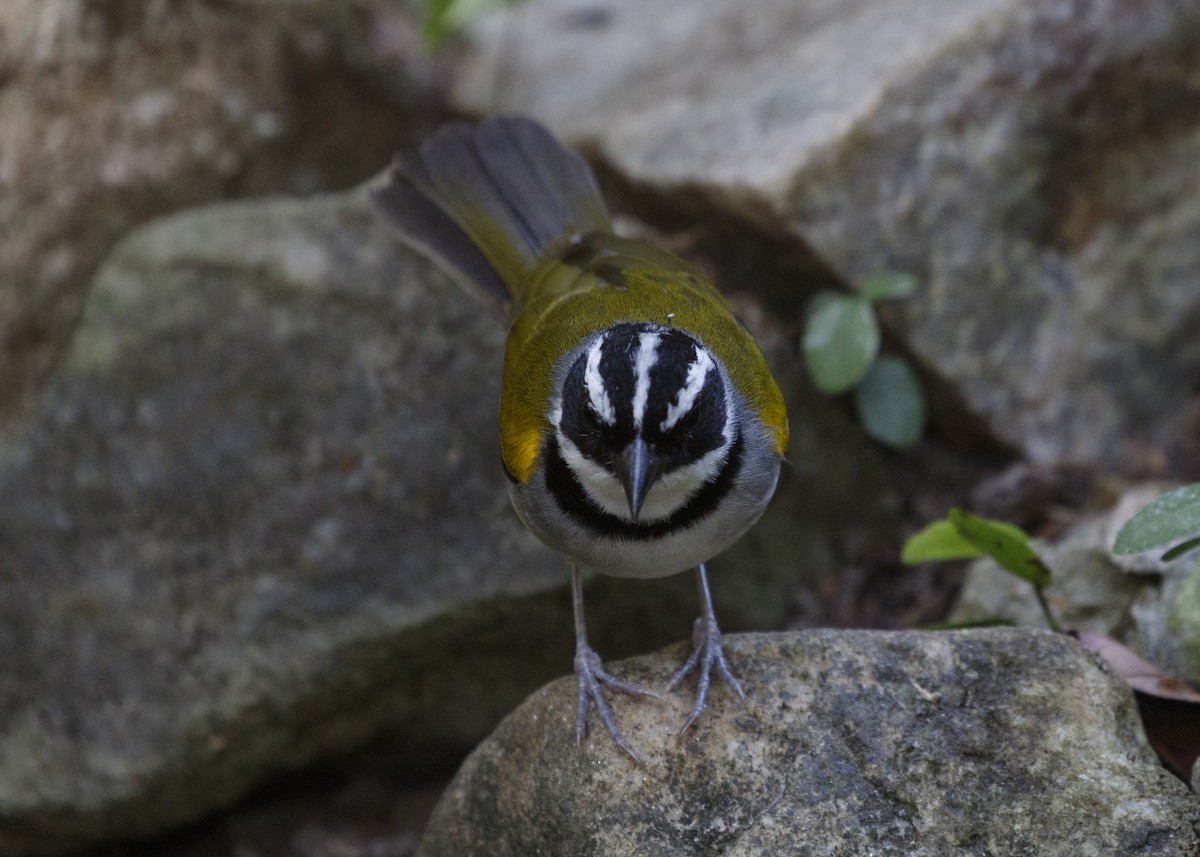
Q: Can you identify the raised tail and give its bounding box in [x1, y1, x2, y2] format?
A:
[370, 116, 612, 305]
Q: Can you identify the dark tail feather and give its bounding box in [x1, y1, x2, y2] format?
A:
[370, 116, 611, 304]
[371, 179, 509, 303]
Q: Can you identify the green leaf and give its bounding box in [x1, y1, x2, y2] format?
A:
[802, 295, 880, 394]
[948, 509, 1053, 589]
[902, 520, 985, 564]
[860, 271, 918, 302]
[1113, 484, 1200, 555]
[423, 0, 510, 45]
[902, 515, 1031, 564]
[855, 356, 927, 449]
[423, 0, 457, 44]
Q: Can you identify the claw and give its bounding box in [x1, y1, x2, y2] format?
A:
[570, 565, 658, 762]
[665, 563, 745, 733]
[574, 641, 659, 763]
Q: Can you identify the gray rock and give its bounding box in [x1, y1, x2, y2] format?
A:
[418, 629, 1198, 856]
[455, 0, 1200, 469]
[0, 187, 564, 854]
[0, 185, 884, 852]
[0, 0, 442, 430]
[950, 487, 1200, 685]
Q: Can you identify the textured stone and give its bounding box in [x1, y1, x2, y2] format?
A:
[418, 629, 1198, 856]
[0, 0, 444, 430]
[455, 0, 1200, 469]
[0, 182, 886, 852]
[0, 187, 559, 854]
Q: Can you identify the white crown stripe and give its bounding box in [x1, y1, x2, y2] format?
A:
[661, 349, 713, 432]
[631, 331, 661, 430]
[583, 335, 616, 425]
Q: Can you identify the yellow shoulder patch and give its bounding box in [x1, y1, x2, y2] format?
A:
[502, 427, 543, 484]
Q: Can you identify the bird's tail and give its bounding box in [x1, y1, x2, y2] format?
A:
[371, 116, 612, 306]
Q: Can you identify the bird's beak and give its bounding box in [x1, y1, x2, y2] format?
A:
[616, 437, 662, 522]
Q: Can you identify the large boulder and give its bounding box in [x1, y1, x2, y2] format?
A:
[0, 187, 554, 853]
[418, 629, 1199, 856]
[455, 0, 1200, 470]
[0, 0, 442, 429]
[0, 183, 882, 853]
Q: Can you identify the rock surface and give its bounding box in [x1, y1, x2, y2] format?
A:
[8, 0, 1197, 849]
[0, 0, 445, 430]
[0, 187, 555, 854]
[418, 629, 1198, 856]
[456, 0, 1200, 470]
[0, 184, 886, 853]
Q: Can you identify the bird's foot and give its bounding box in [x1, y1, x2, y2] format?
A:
[666, 613, 745, 734]
[574, 641, 660, 763]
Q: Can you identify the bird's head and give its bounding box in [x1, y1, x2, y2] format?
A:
[551, 322, 735, 523]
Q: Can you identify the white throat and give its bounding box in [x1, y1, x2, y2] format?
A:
[551, 395, 737, 524]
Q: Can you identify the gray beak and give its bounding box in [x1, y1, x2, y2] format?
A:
[616, 437, 662, 522]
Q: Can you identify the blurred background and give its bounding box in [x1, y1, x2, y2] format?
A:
[1, 0, 1198, 853]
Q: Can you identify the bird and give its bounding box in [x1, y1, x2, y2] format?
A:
[371, 116, 788, 760]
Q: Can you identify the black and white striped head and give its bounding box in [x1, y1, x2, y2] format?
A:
[551, 322, 736, 524]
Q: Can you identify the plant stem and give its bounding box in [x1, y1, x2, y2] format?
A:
[1034, 586, 1063, 633]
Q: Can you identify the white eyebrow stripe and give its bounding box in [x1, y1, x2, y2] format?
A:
[661, 348, 714, 432]
[631, 331, 661, 430]
[584, 335, 616, 425]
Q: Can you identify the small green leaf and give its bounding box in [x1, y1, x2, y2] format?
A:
[860, 271, 918, 302]
[902, 520, 985, 564]
[802, 295, 880, 394]
[903, 515, 1031, 564]
[423, 0, 457, 44]
[949, 509, 1053, 589]
[423, 0, 510, 45]
[1113, 484, 1200, 555]
[855, 356, 927, 449]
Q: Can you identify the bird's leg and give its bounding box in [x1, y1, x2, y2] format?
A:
[666, 562, 745, 733]
[571, 564, 658, 762]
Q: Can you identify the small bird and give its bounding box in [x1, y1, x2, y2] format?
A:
[372, 116, 787, 759]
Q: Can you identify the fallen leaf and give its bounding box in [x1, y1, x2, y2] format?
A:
[1077, 631, 1200, 782]
[1077, 632, 1200, 702]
